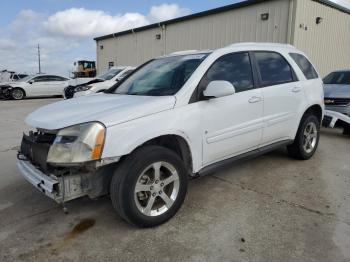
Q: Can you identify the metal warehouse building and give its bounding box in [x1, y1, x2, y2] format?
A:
[94, 0, 350, 76]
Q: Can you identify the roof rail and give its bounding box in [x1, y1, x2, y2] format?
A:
[226, 42, 296, 49]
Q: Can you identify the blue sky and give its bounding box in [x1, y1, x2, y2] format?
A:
[0, 0, 240, 25]
[0, 0, 349, 76]
[0, 0, 243, 76]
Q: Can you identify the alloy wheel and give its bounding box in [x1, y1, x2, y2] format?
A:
[12, 89, 24, 100]
[302, 122, 317, 154]
[134, 161, 180, 217]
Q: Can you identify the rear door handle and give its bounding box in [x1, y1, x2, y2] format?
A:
[248, 96, 262, 103]
[292, 86, 302, 93]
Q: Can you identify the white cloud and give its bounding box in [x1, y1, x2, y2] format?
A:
[149, 4, 190, 22]
[45, 8, 149, 37]
[0, 4, 191, 75]
[44, 4, 190, 38]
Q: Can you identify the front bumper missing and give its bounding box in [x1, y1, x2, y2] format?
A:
[17, 158, 88, 203]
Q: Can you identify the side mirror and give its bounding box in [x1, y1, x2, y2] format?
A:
[203, 80, 235, 99]
[28, 80, 34, 84]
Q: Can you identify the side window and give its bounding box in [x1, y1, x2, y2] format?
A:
[44, 76, 58, 82]
[50, 76, 67, 81]
[255, 52, 295, 86]
[200, 52, 254, 93]
[32, 76, 48, 82]
[289, 53, 318, 80]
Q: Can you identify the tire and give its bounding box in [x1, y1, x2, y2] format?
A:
[343, 124, 350, 135]
[11, 88, 25, 100]
[287, 114, 320, 160]
[110, 145, 188, 227]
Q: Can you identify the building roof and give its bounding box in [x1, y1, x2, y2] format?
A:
[94, 0, 350, 41]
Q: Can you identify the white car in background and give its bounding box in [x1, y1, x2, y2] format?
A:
[73, 66, 135, 98]
[4, 74, 69, 100]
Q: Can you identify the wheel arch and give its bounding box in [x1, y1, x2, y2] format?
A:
[121, 133, 194, 176]
[12, 87, 26, 97]
[303, 104, 323, 123]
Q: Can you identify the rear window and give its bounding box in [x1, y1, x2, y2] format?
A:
[290, 53, 318, 80]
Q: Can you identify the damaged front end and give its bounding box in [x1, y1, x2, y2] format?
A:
[17, 127, 117, 204]
[0, 85, 12, 99]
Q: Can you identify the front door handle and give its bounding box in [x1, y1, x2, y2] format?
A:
[248, 96, 262, 103]
[292, 86, 302, 93]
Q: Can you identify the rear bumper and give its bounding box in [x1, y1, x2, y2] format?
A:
[323, 109, 350, 128]
[325, 105, 350, 116]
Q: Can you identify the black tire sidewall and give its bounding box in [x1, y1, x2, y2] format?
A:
[295, 114, 320, 159]
[112, 146, 188, 227]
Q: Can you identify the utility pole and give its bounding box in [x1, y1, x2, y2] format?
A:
[37, 44, 41, 74]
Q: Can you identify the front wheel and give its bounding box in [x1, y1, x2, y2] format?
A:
[287, 114, 320, 160]
[110, 145, 188, 227]
[11, 88, 25, 100]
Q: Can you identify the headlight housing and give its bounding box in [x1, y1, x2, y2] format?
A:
[47, 122, 105, 165]
[75, 85, 92, 92]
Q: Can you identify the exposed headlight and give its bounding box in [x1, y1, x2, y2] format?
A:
[47, 122, 105, 165]
[75, 85, 92, 92]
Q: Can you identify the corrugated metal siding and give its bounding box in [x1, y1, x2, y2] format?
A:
[165, 0, 290, 53]
[292, 0, 350, 76]
[96, 28, 164, 74]
[96, 0, 290, 74]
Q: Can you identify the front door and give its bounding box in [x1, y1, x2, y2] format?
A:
[28, 75, 50, 96]
[198, 52, 264, 166]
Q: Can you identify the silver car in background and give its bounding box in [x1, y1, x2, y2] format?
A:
[323, 70, 350, 116]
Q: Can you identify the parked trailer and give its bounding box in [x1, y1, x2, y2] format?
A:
[323, 110, 350, 135]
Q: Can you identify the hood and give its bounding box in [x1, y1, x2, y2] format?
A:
[7, 81, 26, 87]
[68, 78, 95, 86]
[323, 84, 350, 98]
[0, 81, 13, 86]
[90, 80, 114, 91]
[26, 93, 176, 130]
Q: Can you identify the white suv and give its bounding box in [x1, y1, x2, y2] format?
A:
[17, 43, 324, 227]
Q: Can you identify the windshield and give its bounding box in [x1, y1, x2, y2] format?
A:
[98, 68, 123, 81]
[113, 54, 209, 96]
[17, 75, 34, 82]
[323, 71, 350, 85]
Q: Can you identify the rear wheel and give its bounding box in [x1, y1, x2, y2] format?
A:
[287, 114, 320, 160]
[110, 145, 188, 227]
[11, 88, 25, 100]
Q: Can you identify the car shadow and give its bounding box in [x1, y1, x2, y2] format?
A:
[0, 96, 63, 101]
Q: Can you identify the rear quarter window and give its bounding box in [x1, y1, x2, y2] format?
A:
[289, 53, 318, 80]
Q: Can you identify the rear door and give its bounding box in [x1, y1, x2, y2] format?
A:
[253, 51, 305, 145]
